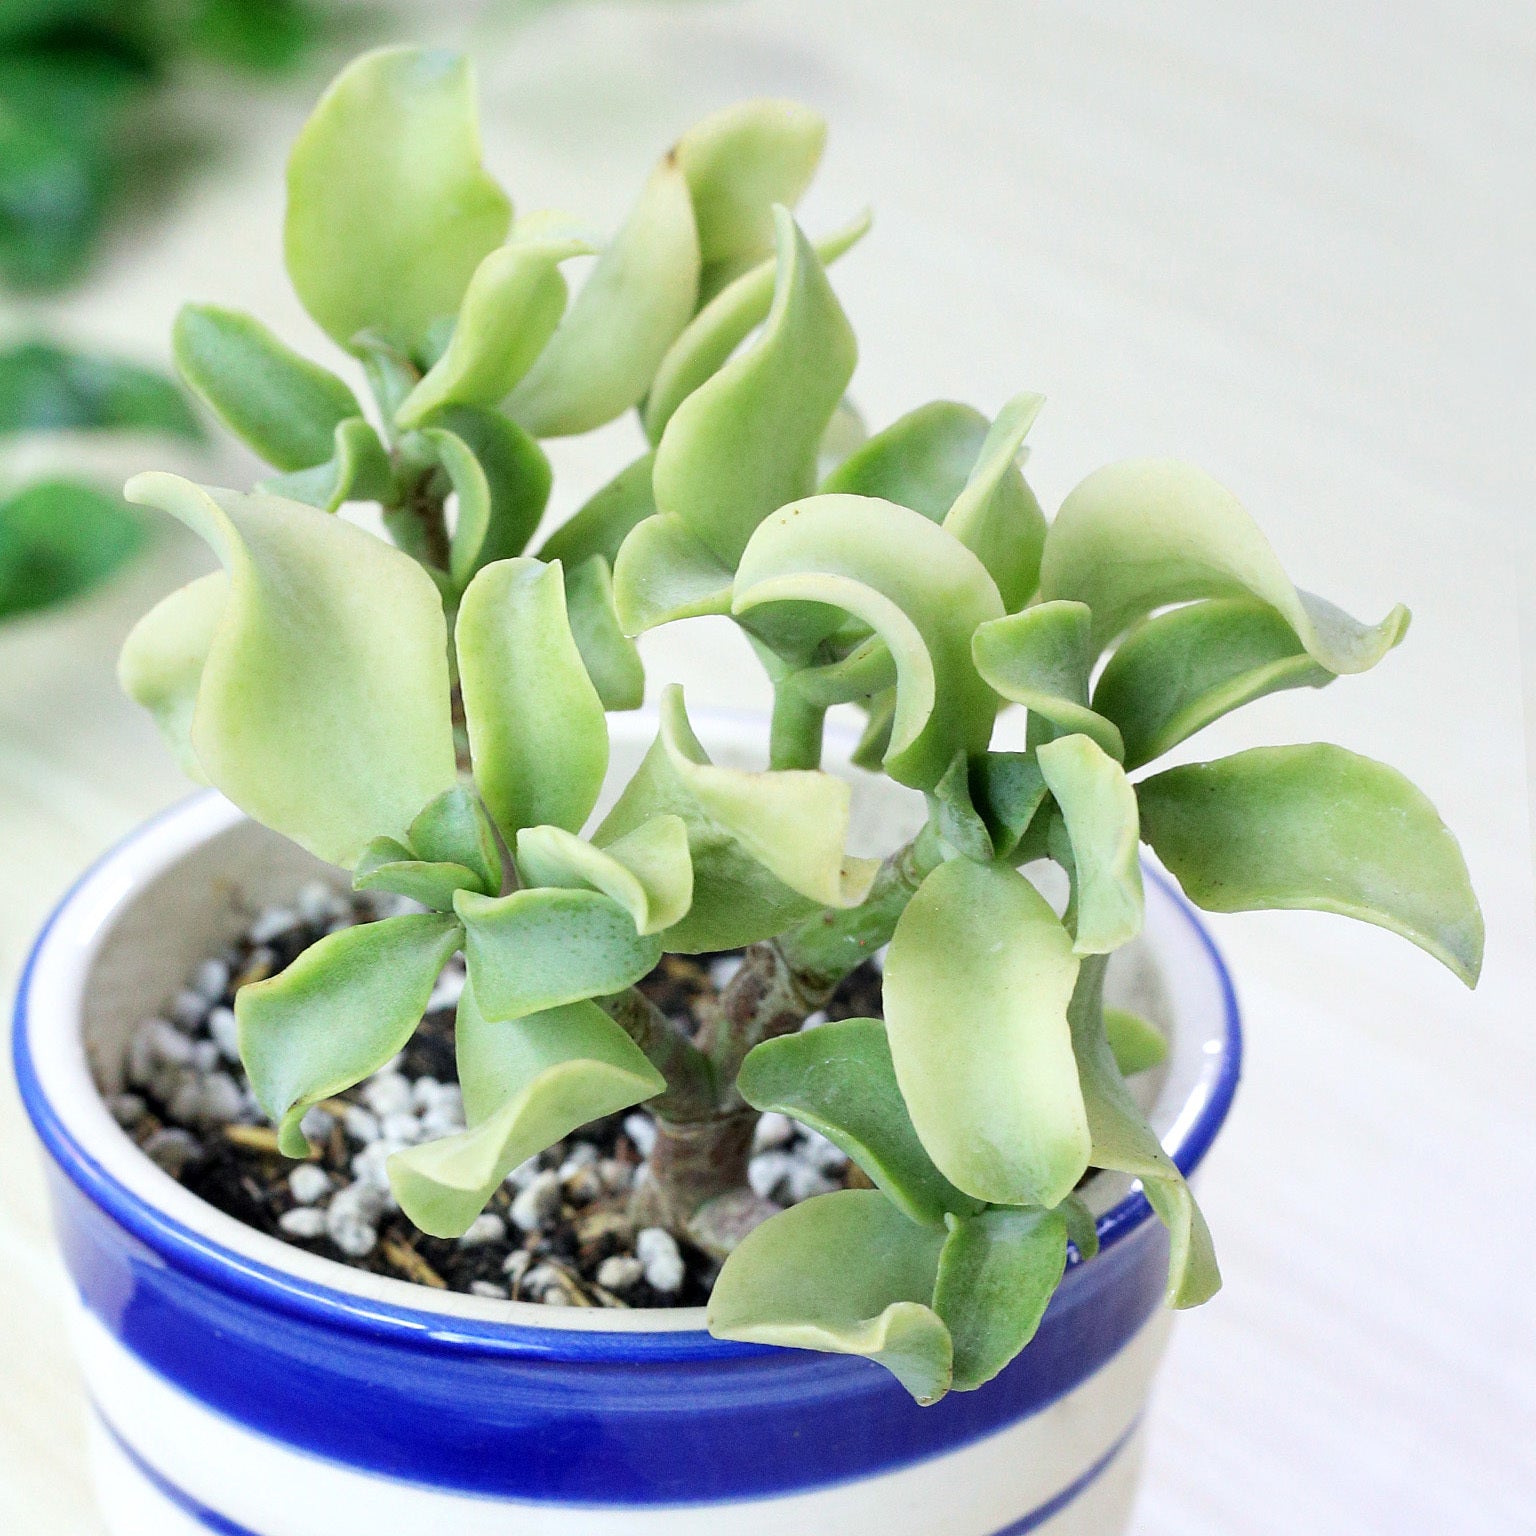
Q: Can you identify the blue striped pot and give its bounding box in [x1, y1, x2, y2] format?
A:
[13, 711, 1240, 1536]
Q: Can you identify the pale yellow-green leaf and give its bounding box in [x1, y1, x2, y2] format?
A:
[515, 815, 693, 936]
[708, 1189, 953, 1405]
[612, 513, 734, 634]
[390, 981, 663, 1236]
[1038, 733, 1144, 955]
[506, 160, 699, 437]
[122, 474, 456, 866]
[284, 48, 511, 354]
[652, 209, 856, 567]
[1040, 458, 1410, 668]
[884, 857, 1088, 1208]
[455, 557, 608, 840]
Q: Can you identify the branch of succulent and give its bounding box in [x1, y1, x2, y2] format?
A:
[117, 46, 1484, 1405]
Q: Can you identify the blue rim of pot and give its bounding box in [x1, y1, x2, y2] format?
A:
[13, 789, 1242, 1367]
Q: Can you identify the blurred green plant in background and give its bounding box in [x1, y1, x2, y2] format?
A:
[0, 0, 346, 293]
[0, 340, 204, 620]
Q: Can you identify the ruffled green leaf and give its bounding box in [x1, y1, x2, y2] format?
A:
[1093, 598, 1335, 770]
[1139, 745, 1484, 985]
[933, 1206, 1069, 1390]
[1038, 733, 1144, 955]
[284, 48, 511, 355]
[734, 494, 1004, 791]
[594, 685, 876, 950]
[389, 980, 663, 1237]
[1105, 1007, 1169, 1076]
[352, 838, 483, 911]
[538, 452, 656, 569]
[1040, 458, 1411, 668]
[644, 211, 871, 442]
[884, 857, 1087, 1207]
[172, 304, 359, 471]
[941, 392, 1048, 611]
[928, 752, 996, 863]
[970, 751, 1048, 862]
[612, 512, 734, 634]
[260, 417, 391, 513]
[409, 785, 503, 894]
[456, 557, 607, 840]
[1059, 1192, 1100, 1261]
[1068, 955, 1218, 1307]
[395, 223, 591, 428]
[819, 400, 989, 519]
[971, 601, 1125, 759]
[429, 406, 552, 585]
[507, 159, 699, 436]
[652, 209, 856, 568]
[121, 474, 457, 865]
[454, 886, 661, 1021]
[738, 1017, 983, 1227]
[238, 912, 463, 1155]
[117, 572, 224, 780]
[674, 98, 827, 299]
[515, 815, 692, 936]
[564, 555, 644, 710]
[708, 1189, 953, 1404]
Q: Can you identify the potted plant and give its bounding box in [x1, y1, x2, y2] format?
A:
[14, 47, 1482, 1536]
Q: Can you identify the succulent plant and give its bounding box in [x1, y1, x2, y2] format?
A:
[120, 47, 1483, 1404]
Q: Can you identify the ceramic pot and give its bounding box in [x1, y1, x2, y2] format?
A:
[14, 710, 1240, 1536]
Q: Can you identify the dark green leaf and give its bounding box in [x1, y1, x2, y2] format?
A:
[933, 1206, 1069, 1390]
[0, 478, 143, 619]
[0, 341, 201, 440]
[738, 1017, 983, 1227]
[538, 451, 656, 569]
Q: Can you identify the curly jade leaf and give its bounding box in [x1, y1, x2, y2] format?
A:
[456, 556, 608, 840]
[389, 979, 664, 1237]
[818, 400, 990, 519]
[119, 474, 457, 865]
[1039, 458, 1410, 669]
[1138, 744, 1484, 985]
[515, 815, 693, 937]
[883, 856, 1088, 1208]
[738, 1017, 983, 1228]
[238, 911, 464, 1156]
[708, 1189, 953, 1405]
[284, 48, 511, 356]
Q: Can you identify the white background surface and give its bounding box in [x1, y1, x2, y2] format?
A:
[2, 3, 1533, 1532]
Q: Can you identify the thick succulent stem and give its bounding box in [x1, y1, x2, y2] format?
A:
[628, 1107, 760, 1246]
[598, 987, 718, 1121]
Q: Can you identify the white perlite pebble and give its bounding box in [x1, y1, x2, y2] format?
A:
[191, 1040, 221, 1074]
[168, 1076, 206, 1127]
[510, 1170, 561, 1232]
[594, 1254, 644, 1292]
[786, 1163, 838, 1203]
[469, 1280, 509, 1300]
[191, 957, 230, 1002]
[709, 954, 745, 989]
[381, 1112, 422, 1145]
[752, 1112, 794, 1152]
[427, 968, 465, 1013]
[505, 1157, 539, 1191]
[288, 1165, 332, 1205]
[635, 1228, 684, 1294]
[801, 1010, 829, 1030]
[143, 1128, 199, 1177]
[748, 1151, 794, 1200]
[561, 1141, 599, 1171]
[411, 1076, 441, 1111]
[362, 1072, 412, 1118]
[199, 1072, 245, 1126]
[278, 1207, 328, 1239]
[623, 1113, 657, 1156]
[108, 1093, 146, 1128]
[351, 1140, 405, 1194]
[127, 1018, 191, 1086]
[296, 880, 343, 925]
[327, 1183, 382, 1256]
[458, 1213, 507, 1248]
[249, 907, 298, 945]
[208, 1006, 240, 1062]
[343, 1105, 381, 1144]
[168, 988, 208, 1032]
[300, 1105, 335, 1141]
[502, 1250, 531, 1284]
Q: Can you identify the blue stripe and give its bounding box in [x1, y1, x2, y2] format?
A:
[16, 793, 1241, 1505]
[994, 1421, 1138, 1533]
[97, 1407, 260, 1534]
[96, 1399, 1139, 1535]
